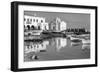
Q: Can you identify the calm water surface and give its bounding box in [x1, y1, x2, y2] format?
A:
[24, 37, 90, 62]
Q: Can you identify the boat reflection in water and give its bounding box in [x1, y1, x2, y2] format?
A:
[24, 35, 90, 62]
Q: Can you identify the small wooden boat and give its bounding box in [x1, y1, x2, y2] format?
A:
[81, 39, 90, 44]
[71, 42, 81, 46]
[82, 44, 90, 49]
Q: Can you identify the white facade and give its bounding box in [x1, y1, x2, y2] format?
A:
[50, 17, 67, 32]
[24, 15, 48, 31]
[60, 21, 67, 31]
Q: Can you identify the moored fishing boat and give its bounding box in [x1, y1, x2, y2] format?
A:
[81, 38, 90, 44]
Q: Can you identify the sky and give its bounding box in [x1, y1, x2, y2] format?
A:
[24, 11, 90, 31]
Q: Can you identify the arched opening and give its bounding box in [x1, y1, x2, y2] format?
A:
[38, 26, 41, 30]
[27, 25, 30, 30]
[31, 25, 35, 30]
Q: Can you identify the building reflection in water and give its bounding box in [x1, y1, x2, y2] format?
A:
[24, 37, 68, 61]
[24, 40, 49, 61]
[24, 40, 49, 54]
[24, 36, 90, 61]
[55, 38, 67, 52]
[25, 37, 68, 54]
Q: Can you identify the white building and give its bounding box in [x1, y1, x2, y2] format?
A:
[60, 21, 67, 31]
[24, 15, 49, 31]
[49, 17, 67, 32]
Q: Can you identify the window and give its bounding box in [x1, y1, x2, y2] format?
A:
[31, 25, 35, 30]
[26, 19, 30, 24]
[27, 25, 30, 30]
[36, 19, 38, 22]
[24, 18, 26, 21]
[38, 26, 41, 30]
[30, 19, 32, 22]
[33, 19, 35, 22]
[41, 20, 43, 23]
[53, 26, 56, 30]
[27, 19, 29, 22]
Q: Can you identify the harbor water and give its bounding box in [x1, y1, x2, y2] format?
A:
[24, 35, 90, 62]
